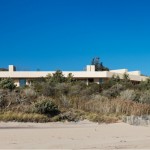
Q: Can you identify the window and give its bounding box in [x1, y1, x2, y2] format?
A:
[19, 79, 26, 87]
[99, 78, 104, 84]
[88, 78, 94, 83]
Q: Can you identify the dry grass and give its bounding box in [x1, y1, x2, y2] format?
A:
[87, 113, 119, 123]
[81, 98, 150, 116]
[0, 111, 50, 122]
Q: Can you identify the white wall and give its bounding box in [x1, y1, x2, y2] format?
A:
[0, 65, 148, 86]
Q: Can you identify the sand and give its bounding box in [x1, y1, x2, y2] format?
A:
[0, 120, 150, 149]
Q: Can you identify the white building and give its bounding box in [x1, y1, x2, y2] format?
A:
[0, 65, 148, 87]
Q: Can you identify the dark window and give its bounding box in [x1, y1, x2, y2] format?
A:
[88, 78, 94, 83]
[99, 78, 104, 84]
[19, 79, 26, 87]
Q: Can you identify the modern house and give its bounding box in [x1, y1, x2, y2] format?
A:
[0, 65, 148, 87]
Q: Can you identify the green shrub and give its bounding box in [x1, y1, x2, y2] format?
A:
[32, 78, 46, 93]
[33, 99, 60, 116]
[46, 70, 66, 83]
[0, 94, 6, 109]
[0, 78, 16, 90]
[102, 84, 123, 98]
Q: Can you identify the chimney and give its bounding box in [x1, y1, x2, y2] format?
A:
[86, 65, 95, 71]
[9, 65, 16, 72]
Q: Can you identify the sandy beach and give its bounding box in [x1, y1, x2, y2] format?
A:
[0, 121, 150, 149]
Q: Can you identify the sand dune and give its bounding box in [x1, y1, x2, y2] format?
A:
[0, 120, 150, 149]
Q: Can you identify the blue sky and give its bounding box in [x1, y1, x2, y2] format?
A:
[0, 0, 150, 75]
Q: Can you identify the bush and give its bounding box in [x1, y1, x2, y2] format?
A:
[33, 99, 60, 116]
[81, 83, 100, 96]
[57, 111, 79, 122]
[87, 113, 118, 123]
[0, 89, 9, 109]
[68, 82, 87, 96]
[0, 94, 6, 109]
[42, 83, 56, 97]
[0, 78, 16, 90]
[139, 91, 150, 104]
[55, 83, 70, 95]
[56, 95, 70, 108]
[46, 70, 66, 83]
[137, 78, 150, 91]
[52, 109, 86, 122]
[120, 90, 136, 101]
[102, 84, 123, 98]
[32, 78, 46, 93]
[23, 88, 37, 99]
[4, 91, 26, 106]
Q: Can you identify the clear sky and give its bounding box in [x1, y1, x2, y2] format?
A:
[0, 0, 150, 75]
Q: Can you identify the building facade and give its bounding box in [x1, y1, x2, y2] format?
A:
[0, 65, 148, 87]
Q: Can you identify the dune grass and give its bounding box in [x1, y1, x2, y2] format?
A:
[81, 99, 150, 116]
[0, 111, 50, 122]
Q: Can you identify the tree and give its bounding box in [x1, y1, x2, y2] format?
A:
[109, 75, 121, 85]
[91, 57, 109, 71]
[0, 78, 16, 90]
[66, 73, 75, 83]
[121, 73, 133, 88]
[46, 70, 66, 83]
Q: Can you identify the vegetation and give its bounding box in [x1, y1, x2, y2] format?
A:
[0, 64, 150, 123]
[91, 57, 109, 71]
[33, 99, 60, 116]
[0, 111, 50, 122]
[0, 68, 8, 71]
[0, 78, 16, 90]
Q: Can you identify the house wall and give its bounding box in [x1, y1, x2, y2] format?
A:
[0, 65, 148, 87]
[14, 79, 19, 87]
